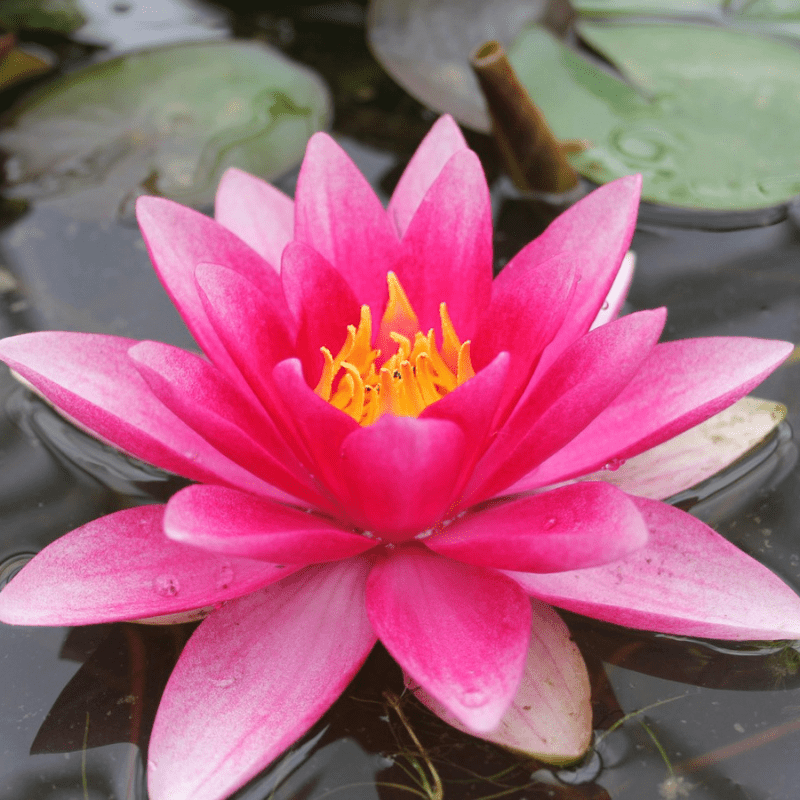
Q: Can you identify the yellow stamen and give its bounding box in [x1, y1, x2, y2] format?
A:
[439, 303, 461, 372]
[314, 273, 475, 425]
[457, 342, 475, 386]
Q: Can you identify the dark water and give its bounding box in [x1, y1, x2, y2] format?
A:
[3, 2, 800, 798]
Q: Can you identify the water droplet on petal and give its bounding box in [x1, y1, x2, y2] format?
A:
[544, 518, 557, 530]
[216, 562, 234, 590]
[154, 574, 180, 596]
[601, 300, 610, 310]
[602, 457, 626, 472]
[461, 689, 488, 708]
[209, 676, 235, 689]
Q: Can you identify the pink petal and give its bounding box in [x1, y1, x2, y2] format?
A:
[215, 167, 294, 266]
[422, 352, 510, 493]
[136, 197, 293, 385]
[294, 133, 399, 315]
[388, 115, 468, 236]
[412, 599, 592, 762]
[0, 332, 275, 495]
[508, 498, 800, 640]
[394, 149, 492, 339]
[280, 241, 362, 383]
[196, 263, 296, 423]
[340, 415, 466, 538]
[272, 358, 359, 504]
[590, 250, 635, 330]
[148, 559, 376, 800]
[528, 175, 641, 371]
[471, 251, 577, 421]
[367, 546, 531, 732]
[165, 485, 376, 562]
[576, 396, 786, 501]
[467, 308, 666, 503]
[129, 340, 322, 506]
[426, 482, 648, 572]
[517, 336, 795, 491]
[0, 506, 294, 626]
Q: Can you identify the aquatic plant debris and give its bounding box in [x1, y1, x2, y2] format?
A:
[368, 0, 800, 210]
[0, 116, 800, 800]
[0, 40, 331, 220]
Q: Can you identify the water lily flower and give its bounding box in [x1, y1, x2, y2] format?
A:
[1, 115, 800, 800]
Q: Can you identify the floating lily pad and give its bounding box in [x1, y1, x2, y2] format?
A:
[0, 0, 84, 34]
[0, 40, 332, 220]
[572, 0, 722, 16]
[507, 21, 800, 210]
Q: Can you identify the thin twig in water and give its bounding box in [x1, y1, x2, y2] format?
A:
[384, 691, 443, 800]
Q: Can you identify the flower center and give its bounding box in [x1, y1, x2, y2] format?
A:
[314, 272, 474, 425]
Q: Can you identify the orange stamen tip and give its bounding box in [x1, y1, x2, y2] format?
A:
[316, 273, 475, 426]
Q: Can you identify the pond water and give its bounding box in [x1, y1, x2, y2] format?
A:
[2, 2, 800, 799]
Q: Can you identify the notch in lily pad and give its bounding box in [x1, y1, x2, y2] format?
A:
[0, 40, 332, 220]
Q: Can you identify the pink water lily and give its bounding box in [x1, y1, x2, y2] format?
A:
[1, 115, 800, 800]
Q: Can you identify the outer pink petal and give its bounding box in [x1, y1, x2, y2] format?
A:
[388, 115, 468, 236]
[527, 175, 641, 373]
[340, 415, 466, 538]
[215, 167, 294, 266]
[129, 340, 322, 506]
[136, 197, 293, 385]
[517, 337, 795, 491]
[165, 485, 376, 562]
[508, 498, 800, 640]
[0, 506, 294, 626]
[0, 332, 274, 495]
[367, 547, 531, 732]
[590, 250, 635, 330]
[425, 482, 648, 572]
[413, 599, 592, 762]
[394, 149, 492, 339]
[466, 308, 666, 503]
[294, 133, 399, 315]
[148, 559, 377, 800]
[280, 241, 362, 382]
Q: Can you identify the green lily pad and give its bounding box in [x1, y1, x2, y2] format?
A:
[0, 40, 332, 220]
[572, 0, 722, 16]
[0, 0, 84, 34]
[507, 21, 800, 210]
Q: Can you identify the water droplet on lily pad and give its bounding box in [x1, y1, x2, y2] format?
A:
[0, 39, 332, 220]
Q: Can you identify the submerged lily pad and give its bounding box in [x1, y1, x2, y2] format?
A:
[507, 21, 800, 210]
[0, 40, 331, 219]
[367, 0, 553, 132]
